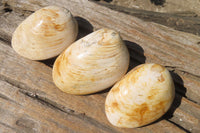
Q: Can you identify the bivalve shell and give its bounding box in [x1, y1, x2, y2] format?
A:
[52, 28, 130, 95]
[12, 6, 78, 60]
[105, 63, 175, 128]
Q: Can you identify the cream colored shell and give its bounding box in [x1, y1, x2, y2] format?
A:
[52, 28, 130, 95]
[105, 63, 175, 128]
[12, 6, 78, 60]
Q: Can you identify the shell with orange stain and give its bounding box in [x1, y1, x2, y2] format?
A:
[52, 28, 130, 95]
[12, 6, 78, 60]
[105, 63, 175, 128]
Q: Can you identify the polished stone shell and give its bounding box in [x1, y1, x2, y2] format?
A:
[53, 28, 130, 95]
[105, 63, 175, 128]
[12, 6, 78, 60]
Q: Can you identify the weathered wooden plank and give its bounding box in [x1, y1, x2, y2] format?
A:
[1, 0, 200, 104]
[0, 123, 17, 133]
[167, 95, 200, 132]
[0, 80, 112, 133]
[97, 0, 200, 16]
[93, 0, 200, 36]
[0, 41, 186, 132]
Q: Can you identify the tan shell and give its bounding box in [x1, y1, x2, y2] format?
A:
[105, 63, 175, 128]
[52, 28, 130, 95]
[12, 6, 78, 60]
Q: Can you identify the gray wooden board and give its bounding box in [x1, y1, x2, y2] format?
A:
[0, 0, 200, 132]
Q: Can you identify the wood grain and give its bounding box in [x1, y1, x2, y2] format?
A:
[93, 0, 200, 36]
[0, 80, 112, 133]
[0, 0, 200, 132]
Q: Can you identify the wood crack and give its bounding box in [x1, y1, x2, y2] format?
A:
[167, 120, 191, 133]
[3, 2, 13, 13]
[0, 93, 20, 105]
[0, 121, 18, 132]
[1, 1, 34, 15]
[0, 74, 34, 95]
[19, 89, 120, 133]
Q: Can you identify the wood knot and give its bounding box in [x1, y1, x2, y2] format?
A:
[16, 117, 37, 133]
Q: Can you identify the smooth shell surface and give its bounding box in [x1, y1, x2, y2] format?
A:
[12, 6, 78, 60]
[53, 28, 130, 95]
[105, 63, 175, 128]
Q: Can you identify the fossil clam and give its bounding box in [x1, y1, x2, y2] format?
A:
[105, 63, 175, 128]
[52, 28, 130, 95]
[12, 6, 78, 60]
